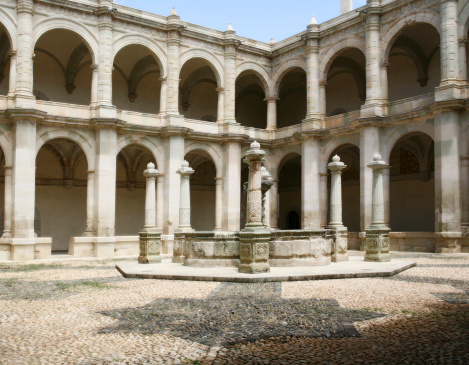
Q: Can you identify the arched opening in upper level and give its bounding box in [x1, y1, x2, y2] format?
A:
[326, 144, 360, 232]
[33, 29, 92, 105]
[36, 138, 88, 251]
[235, 71, 267, 128]
[326, 48, 366, 116]
[185, 150, 217, 231]
[277, 68, 306, 128]
[387, 23, 441, 102]
[116, 144, 156, 236]
[389, 132, 434, 232]
[278, 153, 302, 229]
[113, 45, 162, 114]
[0, 25, 11, 96]
[179, 58, 218, 122]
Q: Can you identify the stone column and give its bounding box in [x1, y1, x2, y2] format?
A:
[224, 25, 237, 124]
[383, 166, 391, 226]
[83, 170, 95, 236]
[264, 96, 278, 130]
[380, 61, 389, 104]
[362, 7, 386, 117]
[328, 155, 349, 262]
[138, 163, 162, 264]
[434, 111, 462, 252]
[365, 153, 391, 262]
[94, 128, 117, 257]
[90, 64, 99, 106]
[96, 1, 114, 111]
[15, 0, 35, 107]
[216, 87, 225, 123]
[261, 167, 273, 229]
[239, 141, 270, 274]
[302, 137, 321, 229]
[2, 166, 12, 238]
[461, 157, 469, 231]
[305, 18, 321, 123]
[459, 38, 468, 82]
[341, 0, 353, 15]
[159, 77, 167, 114]
[319, 81, 327, 117]
[7, 51, 16, 97]
[269, 179, 279, 230]
[223, 140, 241, 231]
[166, 10, 181, 114]
[214, 176, 223, 231]
[319, 172, 328, 228]
[177, 161, 195, 232]
[156, 175, 164, 230]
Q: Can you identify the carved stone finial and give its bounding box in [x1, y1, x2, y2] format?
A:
[373, 153, 382, 161]
[250, 140, 260, 150]
[227, 23, 235, 32]
[170, 7, 178, 16]
[309, 15, 318, 25]
[269, 38, 276, 45]
[332, 155, 340, 162]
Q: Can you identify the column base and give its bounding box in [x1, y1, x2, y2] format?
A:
[138, 229, 162, 264]
[161, 234, 174, 255]
[94, 237, 116, 258]
[435, 232, 462, 253]
[172, 232, 185, 263]
[238, 227, 271, 274]
[435, 81, 468, 101]
[0, 238, 52, 261]
[360, 101, 388, 118]
[328, 226, 349, 262]
[364, 225, 391, 262]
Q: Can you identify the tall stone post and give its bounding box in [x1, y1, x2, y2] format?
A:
[223, 140, 241, 231]
[328, 156, 349, 262]
[166, 9, 181, 114]
[7, 50, 16, 98]
[216, 87, 225, 123]
[265, 96, 278, 130]
[223, 24, 237, 124]
[261, 167, 273, 229]
[172, 161, 194, 263]
[319, 172, 328, 228]
[214, 176, 223, 231]
[2, 166, 12, 238]
[302, 137, 321, 229]
[269, 179, 279, 230]
[365, 153, 391, 262]
[159, 77, 168, 114]
[83, 170, 95, 236]
[138, 163, 162, 264]
[305, 16, 321, 126]
[156, 175, 164, 230]
[90, 64, 99, 106]
[177, 161, 195, 232]
[239, 141, 270, 274]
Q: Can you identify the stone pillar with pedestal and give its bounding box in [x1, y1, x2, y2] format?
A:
[264, 96, 278, 130]
[173, 161, 195, 263]
[239, 141, 271, 274]
[138, 163, 162, 264]
[261, 167, 273, 229]
[365, 153, 391, 262]
[328, 155, 349, 262]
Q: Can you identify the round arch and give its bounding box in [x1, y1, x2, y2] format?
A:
[383, 122, 435, 162]
[179, 49, 224, 86]
[0, 7, 17, 50]
[112, 34, 167, 77]
[460, 2, 469, 37]
[184, 142, 222, 176]
[381, 10, 441, 62]
[235, 62, 272, 95]
[33, 17, 99, 64]
[276, 151, 302, 180]
[319, 36, 366, 80]
[322, 137, 360, 173]
[0, 132, 12, 166]
[116, 136, 163, 173]
[272, 57, 306, 92]
[36, 129, 95, 170]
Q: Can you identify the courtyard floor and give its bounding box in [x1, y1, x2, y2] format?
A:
[0, 251, 468, 364]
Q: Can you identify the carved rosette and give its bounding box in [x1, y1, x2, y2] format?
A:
[138, 229, 162, 264]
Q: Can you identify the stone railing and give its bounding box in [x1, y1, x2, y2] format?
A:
[117, 110, 164, 128]
[183, 118, 219, 134]
[323, 110, 361, 129]
[387, 93, 435, 115]
[36, 100, 91, 120]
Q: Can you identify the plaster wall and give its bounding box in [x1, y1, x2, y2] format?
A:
[115, 187, 146, 236]
[190, 188, 215, 231]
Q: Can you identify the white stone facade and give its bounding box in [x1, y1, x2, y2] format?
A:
[0, 0, 468, 261]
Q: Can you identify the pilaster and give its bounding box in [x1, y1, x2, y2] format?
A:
[264, 96, 279, 130]
[223, 25, 238, 125]
[302, 136, 321, 229]
[223, 139, 241, 231]
[304, 17, 322, 129]
[2, 166, 11, 238]
[166, 10, 182, 114]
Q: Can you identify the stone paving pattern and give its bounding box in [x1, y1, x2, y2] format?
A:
[0, 252, 468, 364]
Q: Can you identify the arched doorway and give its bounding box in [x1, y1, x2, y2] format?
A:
[185, 151, 216, 231]
[179, 58, 218, 122]
[326, 48, 366, 116]
[327, 144, 360, 232]
[278, 154, 302, 229]
[387, 23, 441, 101]
[389, 133, 435, 232]
[36, 138, 88, 252]
[113, 45, 162, 114]
[277, 68, 306, 128]
[34, 29, 92, 104]
[0, 25, 11, 96]
[115, 144, 156, 236]
[235, 71, 267, 128]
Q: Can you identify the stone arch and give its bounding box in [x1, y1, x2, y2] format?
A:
[0, 131, 12, 166]
[184, 142, 222, 176]
[116, 136, 163, 173]
[112, 34, 167, 77]
[381, 10, 441, 62]
[236, 62, 272, 95]
[0, 7, 17, 50]
[319, 36, 366, 81]
[33, 17, 99, 64]
[179, 49, 224, 86]
[276, 151, 302, 180]
[460, 2, 469, 37]
[322, 136, 360, 173]
[272, 57, 306, 92]
[383, 123, 434, 163]
[36, 129, 94, 170]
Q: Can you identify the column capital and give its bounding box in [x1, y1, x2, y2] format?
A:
[144, 162, 160, 179]
[177, 160, 194, 177]
[319, 80, 328, 88]
[264, 95, 279, 102]
[244, 141, 266, 163]
[16, 0, 35, 14]
[216, 86, 225, 94]
[367, 153, 389, 171]
[328, 155, 347, 173]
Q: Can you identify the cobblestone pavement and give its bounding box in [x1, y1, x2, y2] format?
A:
[0, 252, 468, 364]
